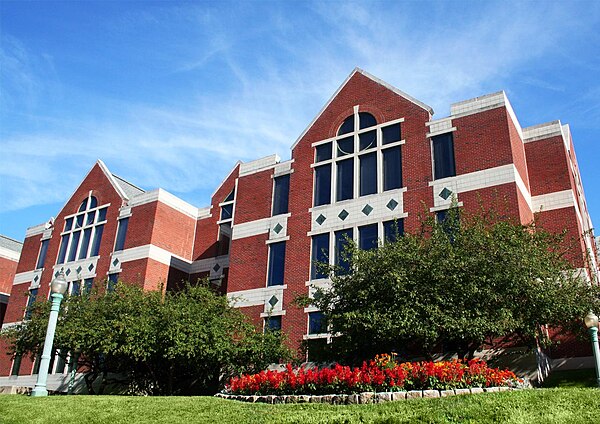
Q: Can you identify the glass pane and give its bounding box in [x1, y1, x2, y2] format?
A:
[267, 242, 286, 286]
[383, 146, 402, 191]
[359, 130, 377, 151]
[336, 136, 354, 157]
[57, 234, 69, 264]
[335, 229, 353, 275]
[272, 175, 290, 216]
[359, 152, 377, 196]
[224, 189, 235, 202]
[221, 204, 233, 220]
[36, 239, 49, 269]
[315, 142, 332, 162]
[115, 218, 129, 252]
[64, 218, 73, 232]
[75, 214, 84, 229]
[25, 288, 38, 320]
[383, 219, 404, 243]
[86, 211, 96, 226]
[309, 312, 325, 334]
[336, 158, 354, 201]
[314, 164, 331, 206]
[382, 123, 401, 144]
[71, 281, 81, 296]
[78, 228, 92, 260]
[217, 223, 231, 256]
[359, 224, 378, 250]
[432, 133, 456, 179]
[97, 207, 107, 222]
[311, 233, 329, 279]
[78, 199, 87, 212]
[337, 115, 354, 135]
[107, 273, 118, 292]
[90, 225, 104, 257]
[67, 231, 81, 262]
[89, 196, 97, 209]
[84, 278, 94, 294]
[359, 112, 377, 129]
[265, 316, 282, 332]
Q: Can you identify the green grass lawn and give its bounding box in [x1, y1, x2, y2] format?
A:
[1, 388, 599, 424]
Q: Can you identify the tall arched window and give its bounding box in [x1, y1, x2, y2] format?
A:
[57, 194, 108, 264]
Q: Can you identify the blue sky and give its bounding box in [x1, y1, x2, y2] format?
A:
[1, 0, 599, 242]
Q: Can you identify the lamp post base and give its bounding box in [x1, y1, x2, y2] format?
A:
[30, 386, 49, 397]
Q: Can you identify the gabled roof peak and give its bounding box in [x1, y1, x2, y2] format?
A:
[291, 68, 433, 150]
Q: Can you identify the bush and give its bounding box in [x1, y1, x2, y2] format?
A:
[227, 354, 522, 395]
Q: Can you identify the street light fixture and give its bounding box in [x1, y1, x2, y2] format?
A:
[583, 312, 600, 388]
[31, 270, 68, 397]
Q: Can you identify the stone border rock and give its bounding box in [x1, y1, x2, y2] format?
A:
[215, 387, 519, 404]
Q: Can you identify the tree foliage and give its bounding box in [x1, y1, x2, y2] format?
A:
[310, 206, 600, 363]
[1, 282, 291, 395]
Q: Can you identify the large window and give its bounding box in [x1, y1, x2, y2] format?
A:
[24, 288, 38, 320]
[264, 316, 282, 332]
[272, 174, 290, 216]
[334, 229, 353, 275]
[217, 222, 232, 256]
[308, 312, 326, 335]
[220, 189, 235, 221]
[57, 195, 107, 264]
[432, 133, 456, 179]
[313, 111, 404, 206]
[359, 224, 378, 250]
[311, 233, 329, 280]
[36, 239, 49, 269]
[267, 242, 286, 286]
[383, 219, 404, 243]
[114, 218, 129, 252]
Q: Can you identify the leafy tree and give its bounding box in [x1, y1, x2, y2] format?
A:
[310, 206, 600, 364]
[1, 282, 291, 395]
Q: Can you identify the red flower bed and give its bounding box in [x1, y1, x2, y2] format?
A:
[227, 355, 522, 395]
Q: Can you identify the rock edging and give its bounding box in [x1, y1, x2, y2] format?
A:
[215, 386, 519, 404]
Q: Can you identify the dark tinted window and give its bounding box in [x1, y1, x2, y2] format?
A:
[309, 312, 326, 334]
[359, 112, 377, 129]
[383, 146, 402, 191]
[83, 278, 94, 294]
[221, 203, 233, 220]
[359, 224, 378, 250]
[36, 239, 49, 269]
[89, 196, 98, 209]
[71, 281, 81, 296]
[311, 233, 329, 279]
[224, 189, 235, 202]
[338, 115, 354, 135]
[359, 152, 377, 196]
[90, 225, 104, 256]
[315, 142, 332, 162]
[382, 123, 401, 144]
[265, 316, 282, 332]
[78, 228, 92, 259]
[359, 130, 377, 151]
[272, 174, 290, 215]
[25, 288, 38, 320]
[217, 223, 231, 256]
[337, 136, 354, 157]
[432, 133, 456, 179]
[335, 229, 353, 275]
[314, 164, 331, 206]
[108, 273, 119, 292]
[336, 158, 354, 201]
[57, 234, 69, 264]
[68, 231, 81, 262]
[97, 207, 107, 222]
[114, 218, 129, 252]
[383, 219, 404, 243]
[267, 242, 286, 286]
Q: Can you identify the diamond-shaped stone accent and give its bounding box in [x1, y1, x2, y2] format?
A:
[338, 209, 349, 221]
[65, 269, 71, 276]
[439, 187, 453, 200]
[76, 266, 82, 274]
[55, 271, 60, 278]
[268, 295, 278, 307]
[213, 263, 221, 272]
[316, 214, 326, 225]
[34, 275, 39, 283]
[112, 258, 119, 267]
[386, 199, 398, 211]
[273, 223, 283, 234]
[362, 204, 373, 216]
[88, 263, 94, 271]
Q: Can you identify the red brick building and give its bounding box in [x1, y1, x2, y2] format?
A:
[1, 69, 597, 384]
[0, 235, 22, 328]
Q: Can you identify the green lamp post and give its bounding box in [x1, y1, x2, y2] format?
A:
[584, 312, 600, 388]
[31, 270, 68, 397]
